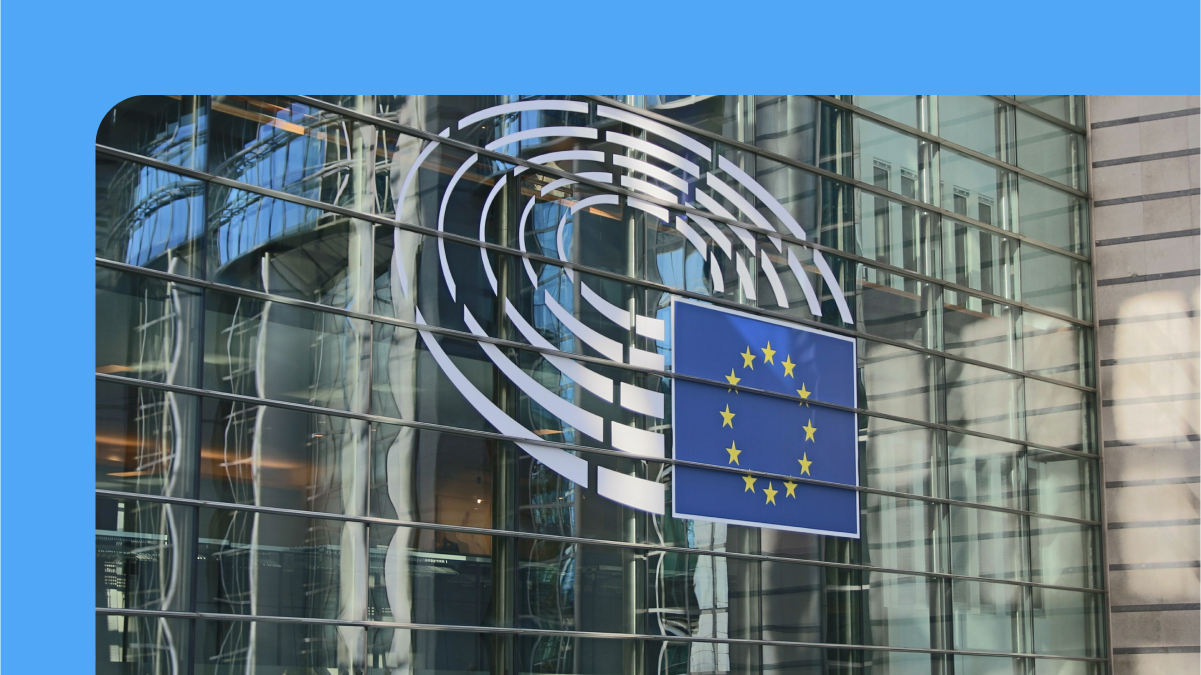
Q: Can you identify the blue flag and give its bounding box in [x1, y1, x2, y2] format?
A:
[671, 299, 860, 537]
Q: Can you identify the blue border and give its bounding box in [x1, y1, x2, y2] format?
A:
[1, 0, 1198, 669]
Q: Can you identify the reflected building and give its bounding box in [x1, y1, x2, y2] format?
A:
[94, 94, 1179, 675]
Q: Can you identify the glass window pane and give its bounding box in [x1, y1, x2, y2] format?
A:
[97, 267, 202, 386]
[1027, 449, 1098, 521]
[1031, 588, 1104, 657]
[941, 218, 1021, 302]
[1025, 379, 1096, 453]
[97, 95, 207, 170]
[854, 95, 921, 130]
[97, 614, 191, 675]
[854, 117, 934, 204]
[96, 155, 205, 277]
[1017, 177, 1090, 256]
[954, 655, 1027, 675]
[951, 504, 1027, 581]
[937, 96, 1015, 161]
[862, 494, 945, 574]
[367, 626, 493, 674]
[1016, 96, 1086, 127]
[203, 288, 365, 412]
[1022, 311, 1095, 387]
[196, 507, 359, 619]
[856, 189, 938, 278]
[754, 95, 817, 164]
[952, 579, 1027, 653]
[940, 148, 1017, 231]
[1033, 657, 1103, 675]
[1030, 518, 1102, 589]
[1020, 246, 1092, 321]
[96, 497, 193, 613]
[945, 362, 1024, 441]
[207, 187, 358, 306]
[857, 267, 935, 349]
[195, 618, 364, 674]
[862, 418, 940, 497]
[97, 381, 198, 498]
[864, 571, 936, 648]
[368, 524, 493, 626]
[198, 397, 367, 516]
[1016, 110, 1088, 190]
[859, 341, 938, 425]
[943, 288, 1021, 372]
[947, 434, 1023, 511]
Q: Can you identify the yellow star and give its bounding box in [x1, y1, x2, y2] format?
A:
[740, 347, 755, 369]
[797, 383, 811, 407]
[803, 419, 817, 442]
[726, 441, 742, 465]
[798, 453, 813, 475]
[784, 480, 797, 498]
[725, 369, 741, 392]
[782, 355, 796, 378]
[720, 404, 735, 428]
[764, 482, 778, 505]
[742, 474, 756, 492]
[761, 341, 776, 364]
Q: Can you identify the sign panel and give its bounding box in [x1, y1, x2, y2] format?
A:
[671, 299, 860, 537]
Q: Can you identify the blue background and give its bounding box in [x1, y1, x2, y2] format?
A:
[2, 0, 1198, 667]
[673, 301, 859, 535]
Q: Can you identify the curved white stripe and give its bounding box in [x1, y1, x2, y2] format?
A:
[598, 105, 712, 159]
[710, 252, 725, 293]
[673, 217, 707, 259]
[520, 149, 606, 174]
[504, 298, 614, 403]
[813, 250, 855, 325]
[458, 100, 589, 130]
[437, 154, 479, 300]
[627, 198, 671, 223]
[541, 172, 612, 197]
[570, 194, 621, 215]
[485, 126, 598, 151]
[630, 347, 666, 372]
[718, 155, 807, 240]
[695, 191, 756, 254]
[414, 308, 588, 487]
[597, 466, 664, 515]
[621, 175, 679, 203]
[519, 196, 538, 285]
[611, 422, 665, 459]
[685, 209, 732, 258]
[761, 250, 789, 309]
[612, 155, 690, 193]
[635, 315, 665, 341]
[735, 253, 758, 301]
[544, 291, 623, 362]
[479, 175, 507, 295]
[705, 173, 775, 234]
[463, 306, 604, 442]
[620, 382, 664, 417]
[606, 132, 700, 177]
[581, 283, 630, 329]
[786, 249, 823, 316]
[395, 128, 450, 211]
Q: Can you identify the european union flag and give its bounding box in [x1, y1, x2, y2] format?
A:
[671, 299, 860, 537]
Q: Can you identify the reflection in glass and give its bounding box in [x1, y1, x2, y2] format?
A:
[1020, 246, 1091, 321]
[195, 618, 364, 675]
[854, 96, 924, 131]
[856, 189, 937, 278]
[1030, 518, 1101, 589]
[1018, 176, 1091, 256]
[96, 497, 193, 613]
[941, 219, 1021, 302]
[1016, 111, 1088, 190]
[951, 505, 1027, 581]
[97, 614, 191, 675]
[96, 268, 202, 386]
[938, 96, 1015, 162]
[862, 494, 945, 574]
[860, 418, 940, 497]
[367, 627, 492, 674]
[952, 579, 1027, 654]
[96, 156, 205, 277]
[754, 95, 817, 164]
[943, 289, 1021, 371]
[948, 434, 1023, 511]
[1025, 379, 1095, 453]
[854, 117, 935, 205]
[1027, 450, 1098, 520]
[97, 95, 207, 170]
[97, 381, 198, 498]
[1016, 96, 1086, 127]
[1031, 588, 1104, 657]
[945, 361, 1024, 440]
[941, 148, 1016, 231]
[1022, 311, 1094, 387]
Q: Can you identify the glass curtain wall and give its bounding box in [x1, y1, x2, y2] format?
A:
[96, 94, 1103, 675]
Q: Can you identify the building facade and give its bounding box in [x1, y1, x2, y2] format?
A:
[92, 94, 1176, 675]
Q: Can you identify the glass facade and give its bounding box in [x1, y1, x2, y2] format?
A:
[96, 94, 1103, 675]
